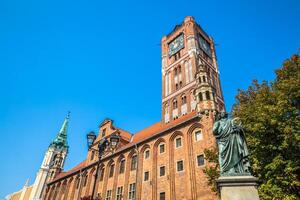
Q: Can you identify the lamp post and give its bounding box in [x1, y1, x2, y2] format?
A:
[86, 132, 120, 200]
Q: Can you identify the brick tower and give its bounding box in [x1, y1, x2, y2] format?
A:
[161, 16, 224, 123]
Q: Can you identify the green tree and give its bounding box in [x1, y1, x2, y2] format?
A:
[232, 54, 300, 199]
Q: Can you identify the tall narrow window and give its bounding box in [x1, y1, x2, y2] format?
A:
[76, 178, 80, 189]
[173, 100, 178, 109]
[195, 130, 203, 141]
[105, 190, 112, 200]
[144, 171, 149, 181]
[198, 93, 203, 101]
[131, 155, 137, 170]
[116, 186, 123, 200]
[109, 164, 114, 177]
[83, 174, 88, 187]
[160, 192, 166, 200]
[119, 159, 125, 174]
[197, 155, 205, 166]
[182, 96, 187, 104]
[99, 168, 105, 181]
[159, 144, 165, 154]
[128, 183, 136, 200]
[144, 150, 150, 159]
[177, 160, 184, 172]
[160, 166, 165, 176]
[205, 91, 211, 100]
[175, 137, 182, 148]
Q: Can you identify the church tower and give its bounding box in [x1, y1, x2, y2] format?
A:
[161, 16, 224, 123]
[29, 113, 70, 200]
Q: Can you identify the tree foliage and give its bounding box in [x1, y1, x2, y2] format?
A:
[203, 148, 220, 194]
[232, 54, 300, 199]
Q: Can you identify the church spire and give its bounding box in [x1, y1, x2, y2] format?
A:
[49, 112, 70, 150]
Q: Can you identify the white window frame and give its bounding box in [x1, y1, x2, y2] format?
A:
[159, 165, 166, 177]
[144, 149, 150, 159]
[175, 137, 182, 148]
[176, 160, 184, 172]
[116, 186, 123, 200]
[128, 183, 136, 200]
[159, 143, 166, 154]
[195, 130, 203, 142]
[105, 190, 112, 200]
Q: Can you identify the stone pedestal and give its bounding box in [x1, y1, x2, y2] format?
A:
[216, 176, 260, 200]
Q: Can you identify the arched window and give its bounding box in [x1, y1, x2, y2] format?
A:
[195, 130, 203, 141]
[159, 143, 165, 154]
[119, 159, 125, 174]
[182, 96, 187, 104]
[109, 163, 115, 177]
[99, 168, 105, 181]
[131, 155, 137, 170]
[173, 100, 178, 109]
[205, 91, 210, 100]
[144, 149, 150, 159]
[198, 93, 203, 101]
[175, 136, 182, 148]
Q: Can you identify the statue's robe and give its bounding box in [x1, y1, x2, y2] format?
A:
[213, 118, 249, 175]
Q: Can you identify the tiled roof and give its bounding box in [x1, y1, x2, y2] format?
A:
[51, 111, 197, 183]
[52, 160, 87, 181]
[118, 128, 132, 141]
[133, 111, 197, 143]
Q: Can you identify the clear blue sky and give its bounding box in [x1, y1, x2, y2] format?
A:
[0, 0, 299, 198]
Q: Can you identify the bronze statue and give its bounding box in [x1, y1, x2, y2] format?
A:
[213, 112, 251, 176]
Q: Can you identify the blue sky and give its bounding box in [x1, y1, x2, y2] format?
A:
[0, 0, 299, 198]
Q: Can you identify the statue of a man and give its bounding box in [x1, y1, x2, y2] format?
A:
[213, 112, 251, 176]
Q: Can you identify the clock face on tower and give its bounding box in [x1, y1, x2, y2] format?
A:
[168, 33, 184, 57]
[199, 35, 212, 57]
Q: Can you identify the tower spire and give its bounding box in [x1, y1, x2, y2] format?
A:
[49, 112, 70, 150]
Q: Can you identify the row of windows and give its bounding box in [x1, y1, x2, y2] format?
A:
[172, 95, 187, 109]
[105, 183, 135, 200]
[197, 91, 215, 101]
[104, 155, 204, 183]
[165, 92, 195, 113]
[105, 132, 203, 178]
[104, 157, 205, 200]
[103, 154, 205, 181]
[164, 59, 193, 97]
[67, 154, 205, 198]
[156, 156, 204, 177]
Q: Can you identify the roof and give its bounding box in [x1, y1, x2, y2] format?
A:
[117, 128, 132, 141]
[52, 160, 87, 181]
[132, 111, 197, 143]
[51, 111, 197, 183]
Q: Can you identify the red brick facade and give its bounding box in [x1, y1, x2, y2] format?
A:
[43, 16, 224, 200]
